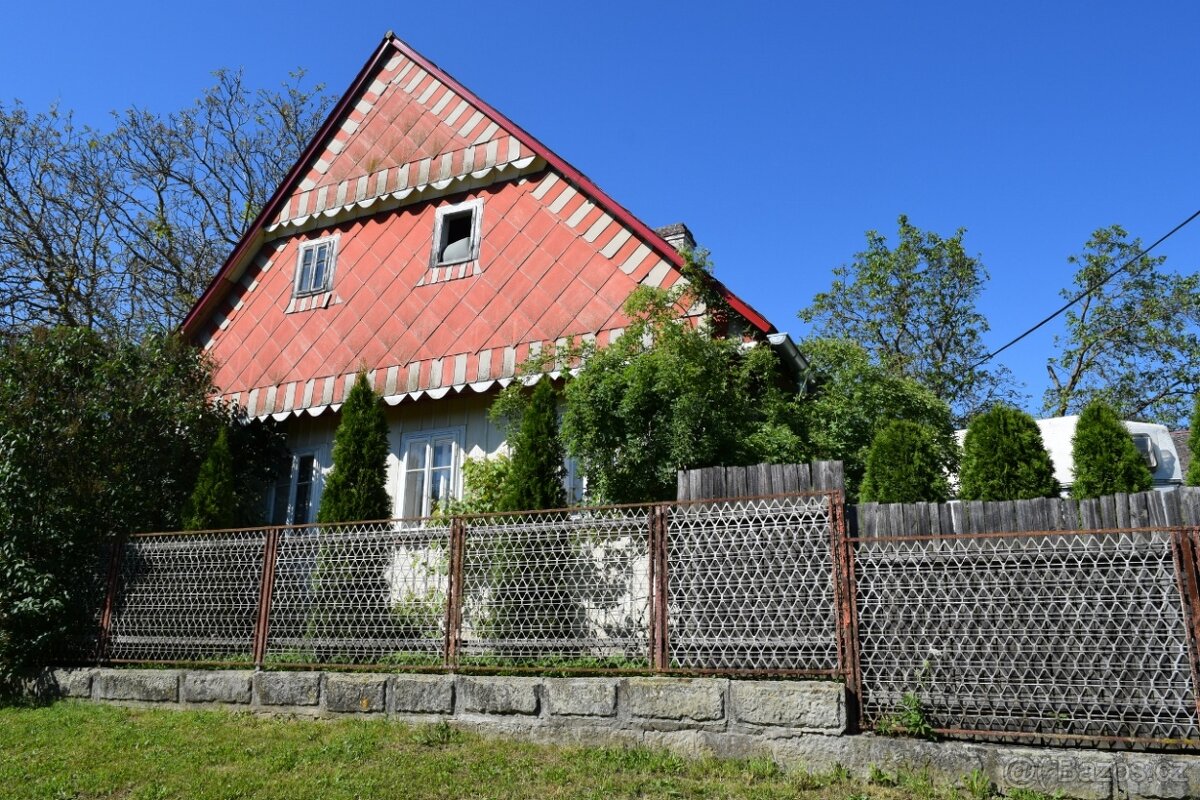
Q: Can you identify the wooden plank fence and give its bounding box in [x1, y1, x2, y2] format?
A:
[676, 461, 845, 501]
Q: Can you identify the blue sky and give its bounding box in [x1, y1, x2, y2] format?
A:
[2, 1, 1198, 414]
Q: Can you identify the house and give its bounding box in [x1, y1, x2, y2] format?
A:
[181, 32, 794, 524]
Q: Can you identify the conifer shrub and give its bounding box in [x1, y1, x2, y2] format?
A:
[501, 377, 566, 512]
[1071, 398, 1153, 498]
[859, 420, 951, 503]
[959, 405, 1059, 500]
[182, 428, 236, 530]
[316, 372, 391, 524]
[1188, 395, 1200, 487]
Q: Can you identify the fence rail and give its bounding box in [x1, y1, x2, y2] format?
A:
[73, 484, 1200, 751]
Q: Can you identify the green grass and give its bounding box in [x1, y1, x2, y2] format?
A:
[0, 702, 1061, 800]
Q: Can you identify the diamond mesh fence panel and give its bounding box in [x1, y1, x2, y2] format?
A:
[106, 531, 267, 662]
[666, 495, 840, 673]
[458, 507, 653, 668]
[855, 528, 1200, 743]
[265, 520, 449, 666]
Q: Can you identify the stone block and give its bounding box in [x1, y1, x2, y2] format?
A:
[992, 746, 1113, 800]
[730, 680, 845, 732]
[625, 678, 724, 722]
[94, 669, 179, 703]
[1115, 753, 1200, 800]
[457, 676, 540, 715]
[253, 671, 321, 707]
[51, 668, 94, 698]
[181, 671, 252, 705]
[544, 678, 617, 717]
[390, 674, 454, 714]
[323, 674, 386, 713]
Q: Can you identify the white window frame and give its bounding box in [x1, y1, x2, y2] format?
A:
[267, 448, 326, 526]
[293, 235, 339, 297]
[429, 199, 483, 268]
[396, 427, 466, 519]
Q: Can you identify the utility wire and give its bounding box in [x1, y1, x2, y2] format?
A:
[971, 208, 1200, 369]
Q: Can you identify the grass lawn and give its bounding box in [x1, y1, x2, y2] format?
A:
[0, 701, 1055, 800]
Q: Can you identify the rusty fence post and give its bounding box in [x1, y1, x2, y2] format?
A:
[443, 517, 466, 670]
[251, 527, 282, 668]
[648, 505, 670, 672]
[95, 537, 126, 665]
[828, 491, 863, 732]
[1170, 526, 1200, 720]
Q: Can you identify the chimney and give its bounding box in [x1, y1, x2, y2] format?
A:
[654, 222, 696, 253]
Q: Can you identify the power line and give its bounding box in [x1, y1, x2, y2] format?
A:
[972, 208, 1200, 370]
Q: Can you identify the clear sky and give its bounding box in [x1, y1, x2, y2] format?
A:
[2, 1, 1197, 414]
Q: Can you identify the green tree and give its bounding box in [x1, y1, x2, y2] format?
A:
[502, 378, 566, 512]
[316, 372, 391, 524]
[859, 420, 952, 503]
[1070, 398, 1153, 498]
[1044, 225, 1200, 427]
[182, 428, 236, 530]
[959, 405, 1059, 500]
[796, 338, 956, 500]
[0, 327, 221, 689]
[800, 215, 1017, 424]
[556, 285, 807, 504]
[1189, 395, 1200, 487]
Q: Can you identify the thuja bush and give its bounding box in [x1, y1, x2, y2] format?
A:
[1188, 395, 1200, 487]
[959, 405, 1059, 500]
[182, 427, 236, 530]
[1071, 398, 1152, 498]
[859, 420, 952, 503]
[317, 371, 390, 524]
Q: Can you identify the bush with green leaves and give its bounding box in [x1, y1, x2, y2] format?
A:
[959, 405, 1059, 500]
[0, 327, 223, 689]
[1070, 398, 1153, 498]
[549, 285, 807, 504]
[796, 338, 957, 500]
[317, 371, 391, 524]
[859, 420, 952, 503]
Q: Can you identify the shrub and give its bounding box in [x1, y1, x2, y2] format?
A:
[1071, 398, 1153, 498]
[959, 405, 1059, 500]
[0, 328, 221, 689]
[317, 371, 391, 523]
[502, 377, 566, 512]
[182, 428, 236, 530]
[859, 420, 952, 503]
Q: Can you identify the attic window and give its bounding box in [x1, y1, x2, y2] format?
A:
[431, 199, 483, 267]
[295, 236, 337, 296]
[1131, 433, 1158, 470]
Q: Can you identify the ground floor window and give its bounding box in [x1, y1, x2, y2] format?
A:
[398, 428, 464, 518]
[268, 450, 323, 525]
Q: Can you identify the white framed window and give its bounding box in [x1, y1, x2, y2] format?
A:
[430, 199, 483, 268]
[294, 235, 338, 296]
[397, 428, 464, 518]
[267, 449, 324, 525]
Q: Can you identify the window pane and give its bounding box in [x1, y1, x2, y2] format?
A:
[293, 455, 316, 525]
[405, 439, 428, 472]
[432, 439, 453, 469]
[312, 244, 328, 290]
[430, 466, 451, 508]
[439, 212, 473, 262]
[298, 247, 314, 292]
[403, 471, 426, 518]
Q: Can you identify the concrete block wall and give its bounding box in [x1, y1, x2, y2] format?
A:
[47, 668, 1200, 800]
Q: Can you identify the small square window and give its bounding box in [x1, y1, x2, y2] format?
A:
[295, 236, 337, 296]
[431, 199, 482, 268]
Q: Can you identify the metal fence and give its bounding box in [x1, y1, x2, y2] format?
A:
[849, 525, 1200, 748]
[89, 493, 842, 675]
[78, 489, 1200, 750]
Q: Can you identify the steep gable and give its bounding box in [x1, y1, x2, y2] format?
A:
[183, 34, 775, 420]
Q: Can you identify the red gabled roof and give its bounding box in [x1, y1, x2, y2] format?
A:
[182, 32, 774, 340]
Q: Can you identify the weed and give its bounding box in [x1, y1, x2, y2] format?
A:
[875, 692, 938, 740]
[868, 763, 896, 786]
[411, 720, 462, 747]
[963, 768, 994, 799]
